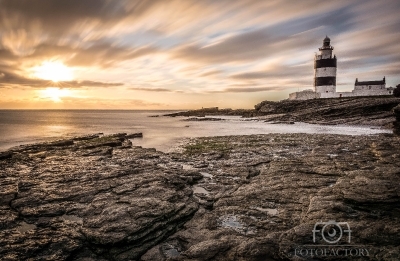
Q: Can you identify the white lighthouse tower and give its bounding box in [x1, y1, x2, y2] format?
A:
[314, 36, 337, 98]
[288, 36, 392, 100]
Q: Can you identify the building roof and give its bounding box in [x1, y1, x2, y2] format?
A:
[355, 77, 385, 86]
[355, 80, 384, 86]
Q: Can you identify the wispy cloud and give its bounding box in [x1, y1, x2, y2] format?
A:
[128, 87, 175, 92]
[0, 70, 124, 88]
[210, 86, 281, 93]
[0, 0, 399, 108]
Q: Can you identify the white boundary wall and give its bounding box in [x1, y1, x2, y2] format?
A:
[289, 91, 320, 100]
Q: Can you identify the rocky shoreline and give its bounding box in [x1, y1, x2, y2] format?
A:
[165, 96, 400, 128]
[1, 131, 399, 260]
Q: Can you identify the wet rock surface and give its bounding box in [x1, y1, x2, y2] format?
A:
[1, 133, 400, 260]
[144, 133, 399, 261]
[0, 134, 201, 261]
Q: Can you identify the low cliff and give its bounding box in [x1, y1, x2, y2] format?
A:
[166, 96, 400, 127]
[254, 96, 400, 126]
[393, 104, 400, 135]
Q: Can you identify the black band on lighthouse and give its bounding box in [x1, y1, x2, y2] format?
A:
[314, 58, 337, 69]
[315, 77, 336, 86]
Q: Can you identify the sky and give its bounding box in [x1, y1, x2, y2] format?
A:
[0, 0, 399, 109]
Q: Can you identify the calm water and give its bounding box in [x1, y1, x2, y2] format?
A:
[0, 110, 391, 152]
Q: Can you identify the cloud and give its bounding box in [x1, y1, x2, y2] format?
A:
[0, 48, 18, 61]
[17, 43, 158, 68]
[129, 83, 282, 94]
[199, 70, 223, 77]
[0, 71, 49, 87]
[0, 70, 124, 88]
[172, 27, 278, 64]
[230, 63, 312, 83]
[63, 80, 124, 88]
[0, 96, 164, 109]
[170, 3, 354, 65]
[65, 44, 158, 67]
[240, 69, 310, 80]
[128, 87, 174, 92]
[59, 96, 164, 108]
[212, 86, 281, 93]
[1, 0, 400, 107]
[0, 41, 156, 88]
[171, 27, 311, 65]
[0, 0, 130, 34]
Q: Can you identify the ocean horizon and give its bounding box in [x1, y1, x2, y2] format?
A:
[0, 110, 392, 153]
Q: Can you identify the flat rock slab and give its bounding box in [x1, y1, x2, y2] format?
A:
[0, 134, 201, 261]
[145, 133, 400, 261]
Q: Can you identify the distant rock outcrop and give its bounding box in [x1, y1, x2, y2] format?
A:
[164, 107, 253, 117]
[165, 96, 400, 128]
[254, 96, 400, 126]
[393, 104, 400, 135]
[183, 117, 225, 121]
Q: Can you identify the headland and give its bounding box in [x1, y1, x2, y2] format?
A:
[166, 96, 400, 128]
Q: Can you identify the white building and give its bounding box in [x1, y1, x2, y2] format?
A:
[289, 36, 394, 100]
[353, 77, 391, 96]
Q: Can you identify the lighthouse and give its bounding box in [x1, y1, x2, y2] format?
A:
[314, 36, 337, 98]
[288, 36, 392, 100]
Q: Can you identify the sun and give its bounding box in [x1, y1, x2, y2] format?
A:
[39, 87, 71, 102]
[33, 61, 73, 82]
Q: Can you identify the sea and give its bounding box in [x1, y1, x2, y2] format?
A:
[0, 110, 392, 152]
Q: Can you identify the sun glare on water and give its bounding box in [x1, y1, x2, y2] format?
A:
[33, 61, 73, 82]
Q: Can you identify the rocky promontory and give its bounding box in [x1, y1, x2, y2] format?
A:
[393, 104, 400, 135]
[1, 132, 399, 260]
[164, 107, 254, 117]
[254, 96, 400, 127]
[166, 96, 400, 128]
